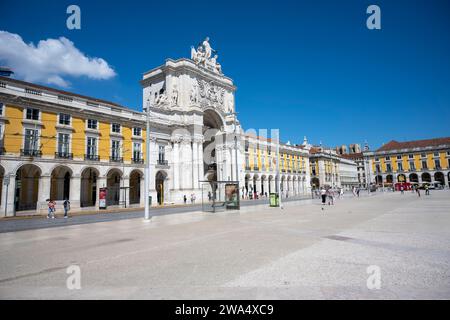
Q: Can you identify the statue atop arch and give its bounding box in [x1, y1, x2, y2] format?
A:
[191, 37, 223, 74]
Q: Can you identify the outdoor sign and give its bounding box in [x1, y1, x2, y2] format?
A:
[99, 187, 107, 209]
[225, 183, 239, 210]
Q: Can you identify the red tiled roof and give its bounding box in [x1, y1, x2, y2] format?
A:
[340, 152, 363, 160]
[377, 137, 450, 152]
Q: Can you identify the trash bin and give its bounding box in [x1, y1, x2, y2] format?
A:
[269, 193, 279, 207]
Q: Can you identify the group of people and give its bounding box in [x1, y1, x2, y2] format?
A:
[319, 188, 338, 207]
[183, 193, 197, 204]
[46, 199, 71, 219]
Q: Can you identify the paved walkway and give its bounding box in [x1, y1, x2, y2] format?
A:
[0, 190, 448, 299]
[0, 195, 314, 233]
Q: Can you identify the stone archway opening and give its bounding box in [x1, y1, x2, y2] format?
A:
[421, 172, 431, 183]
[397, 174, 406, 183]
[80, 167, 99, 208]
[311, 177, 320, 189]
[203, 109, 225, 183]
[155, 171, 167, 205]
[375, 175, 383, 185]
[50, 166, 72, 201]
[107, 169, 122, 206]
[409, 173, 419, 183]
[129, 170, 142, 205]
[434, 172, 445, 185]
[15, 164, 41, 211]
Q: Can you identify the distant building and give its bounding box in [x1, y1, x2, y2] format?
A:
[364, 138, 450, 187]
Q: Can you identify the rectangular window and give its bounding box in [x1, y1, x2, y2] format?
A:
[111, 140, 121, 159]
[245, 155, 249, 168]
[398, 163, 403, 171]
[26, 108, 39, 120]
[409, 161, 416, 171]
[24, 129, 39, 150]
[385, 156, 390, 160]
[59, 113, 71, 125]
[111, 123, 121, 133]
[0, 102, 3, 115]
[375, 157, 379, 162]
[386, 163, 392, 172]
[434, 152, 439, 157]
[435, 159, 441, 169]
[133, 143, 141, 161]
[158, 145, 165, 161]
[87, 119, 98, 130]
[397, 155, 402, 160]
[58, 133, 70, 154]
[408, 154, 414, 159]
[421, 153, 426, 158]
[87, 137, 97, 156]
[421, 160, 428, 170]
[133, 127, 142, 136]
[375, 164, 381, 173]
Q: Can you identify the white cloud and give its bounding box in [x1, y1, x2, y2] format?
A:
[0, 31, 116, 87]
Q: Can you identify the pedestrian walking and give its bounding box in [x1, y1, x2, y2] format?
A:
[327, 189, 334, 205]
[320, 187, 327, 207]
[425, 184, 430, 195]
[400, 186, 404, 194]
[183, 195, 187, 204]
[63, 198, 70, 218]
[416, 187, 421, 197]
[47, 199, 56, 219]
[356, 188, 360, 197]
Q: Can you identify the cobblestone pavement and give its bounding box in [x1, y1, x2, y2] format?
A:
[0, 190, 449, 299]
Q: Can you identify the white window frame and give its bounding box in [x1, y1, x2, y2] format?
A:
[111, 139, 122, 159]
[111, 123, 121, 134]
[86, 119, 99, 130]
[23, 127, 40, 151]
[133, 127, 142, 137]
[24, 108, 40, 121]
[86, 136, 98, 157]
[56, 132, 72, 155]
[58, 113, 72, 126]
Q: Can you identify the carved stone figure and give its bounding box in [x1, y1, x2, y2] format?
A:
[190, 84, 198, 104]
[171, 85, 179, 105]
[190, 37, 222, 74]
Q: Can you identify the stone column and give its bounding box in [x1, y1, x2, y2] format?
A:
[37, 175, 51, 213]
[192, 139, 199, 190]
[173, 141, 180, 191]
[96, 177, 106, 210]
[139, 174, 145, 207]
[3, 174, 16, 217]
[198, 141, 204, 188]
[69, 174, 81, 210]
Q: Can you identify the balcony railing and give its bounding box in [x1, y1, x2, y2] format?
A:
[21, 149, 42, 157]
[132, 158, 144, 164]
[55, 152, 73, 159]
[157, 159, 169, 166]
[110, 156, 123, 163]
[85, 154, 100, 161]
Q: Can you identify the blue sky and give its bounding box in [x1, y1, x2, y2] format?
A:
[1, 0, 449, 149]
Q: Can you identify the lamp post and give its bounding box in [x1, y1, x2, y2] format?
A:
[144, 98, 151, 221]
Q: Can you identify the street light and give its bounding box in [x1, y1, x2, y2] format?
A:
[144, 98, 151, 221]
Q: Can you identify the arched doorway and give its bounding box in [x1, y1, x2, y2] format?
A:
[268, 175, 274, 194]
[129, 170, 142, 205]
[107, 169, 122, 206]
[80, 167, 99, 207]
[421, 172, 431, 183]
[386, 175, 393, 184]
[155, 171, 167, 205]
[409, 173, 419, 183]
[434, 172, 445, 185]
[375, 175, 383, 185]
[397, 174, 406, 183]
[311, 177, 320, 189]
[261, 175, 266, 195]
[50, 166, 72, 201]
[15, 164, 41, 211]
